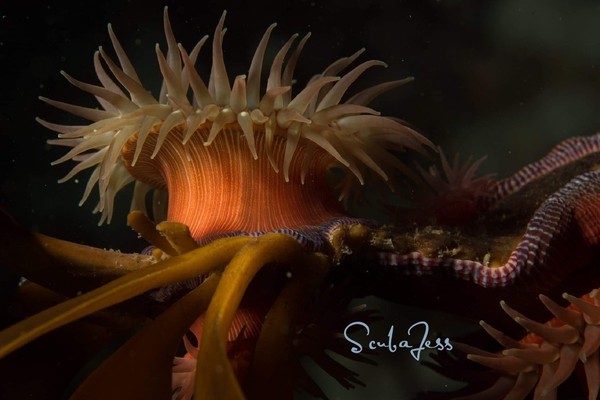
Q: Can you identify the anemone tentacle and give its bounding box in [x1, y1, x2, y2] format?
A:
[40, 7, 431, 231]
[459, 289, 600, 399]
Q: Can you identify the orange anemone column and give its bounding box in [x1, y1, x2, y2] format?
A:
[121, 125, 346, 241]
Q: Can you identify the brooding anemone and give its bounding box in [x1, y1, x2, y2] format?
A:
[40, 8, 431, 241]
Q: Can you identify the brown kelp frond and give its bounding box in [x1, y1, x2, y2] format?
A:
[194, 234, 308, 400]
[0, 208, 153, 295]
[40, 7, 430, 224]
[70, 274, 220, 400]
[0, 236, 251, 358]
[128, 211, 199, 258]
[172, 305, 268, 400]
[170, 250, 369, 399]
[127, 210, 178, 256]
[246, 252, 331, 399]
[1, 220, 338, 399]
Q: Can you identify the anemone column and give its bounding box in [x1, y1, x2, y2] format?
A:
[121, 126, 345, 241]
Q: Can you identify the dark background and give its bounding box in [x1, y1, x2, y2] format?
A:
[0, 1, 598, 398]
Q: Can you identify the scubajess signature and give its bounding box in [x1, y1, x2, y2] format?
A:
[343, 320, 453, 362]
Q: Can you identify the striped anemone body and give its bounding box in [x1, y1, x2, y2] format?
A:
[40, 8, 432, 242]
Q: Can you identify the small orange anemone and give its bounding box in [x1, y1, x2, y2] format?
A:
[39, 7, 432, 241]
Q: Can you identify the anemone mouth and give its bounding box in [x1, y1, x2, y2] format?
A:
[39, 7, 433, 226]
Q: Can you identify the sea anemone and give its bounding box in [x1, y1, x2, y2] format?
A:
[456, 289, 600, 399]
[39, 7, 432, 242]
[414, 147, 495, 225]
[0, 7, 439, 400]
